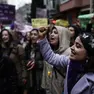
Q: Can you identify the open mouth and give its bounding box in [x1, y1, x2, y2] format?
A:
[50, 37, 55, 41]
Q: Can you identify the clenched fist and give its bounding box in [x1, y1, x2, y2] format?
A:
[39, 27, 48, 40]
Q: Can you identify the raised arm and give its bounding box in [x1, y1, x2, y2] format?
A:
[38, 38, 70, 68]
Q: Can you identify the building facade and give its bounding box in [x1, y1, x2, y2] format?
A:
[0, 0, 7, 4]
[31, 0, 59, 19]
[90, 0, 94, 13]
[44, 0, 60, 20]
[59, 0, 90, 24]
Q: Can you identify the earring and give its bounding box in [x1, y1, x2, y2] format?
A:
[86, 59, 89, 63]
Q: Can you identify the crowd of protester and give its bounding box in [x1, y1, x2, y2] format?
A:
[0, 18, 94, 94]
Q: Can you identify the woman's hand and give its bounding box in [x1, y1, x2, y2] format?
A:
[39, 27, 47, 40]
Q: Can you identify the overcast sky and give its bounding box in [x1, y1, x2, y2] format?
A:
[8, 0, 32, 9]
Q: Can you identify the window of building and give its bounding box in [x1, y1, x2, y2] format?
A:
[60, 0, 70, 4]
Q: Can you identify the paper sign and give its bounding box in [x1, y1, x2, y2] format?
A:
[32, 18, 48, 28]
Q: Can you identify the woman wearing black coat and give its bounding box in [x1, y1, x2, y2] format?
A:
[0, 55, 19, 94]
[25, 29, 45, 94]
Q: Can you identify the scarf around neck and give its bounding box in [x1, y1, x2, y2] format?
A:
[67, 60, 85, 94]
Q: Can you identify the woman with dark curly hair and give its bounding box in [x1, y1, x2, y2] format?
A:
[0, 29, 27, 94]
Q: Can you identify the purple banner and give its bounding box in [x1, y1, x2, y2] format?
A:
[0, 4, 15, 21]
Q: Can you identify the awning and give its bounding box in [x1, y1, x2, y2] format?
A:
[78, 13, 94, 19]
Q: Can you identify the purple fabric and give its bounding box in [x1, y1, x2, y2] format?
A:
[38, 38, 94, 94]
[67, 61, 85, 94]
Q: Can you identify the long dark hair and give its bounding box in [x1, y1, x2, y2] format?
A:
[69, 25, 80, 40]
[85, 56, 94, 72]
[0, 29, 13, 43]
[79, 32, 94, 72]
[68, 25, 80, 46]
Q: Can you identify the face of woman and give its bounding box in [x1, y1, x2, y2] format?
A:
[26, 32, 31, 41]
[2, 30, 10, 43]
[31, 30, 39, 44]
[49, 28, 59, 46]
[70, 36, 88, 61]
[68, 27, 75, 38]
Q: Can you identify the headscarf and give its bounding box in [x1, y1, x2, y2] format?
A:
[54, 26, 71, 54]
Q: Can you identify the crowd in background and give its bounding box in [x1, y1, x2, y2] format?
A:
[0, 18, 94, 94]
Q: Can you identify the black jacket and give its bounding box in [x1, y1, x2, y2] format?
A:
[0, 57, 19, 94]
[25, 43, 43, 69]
